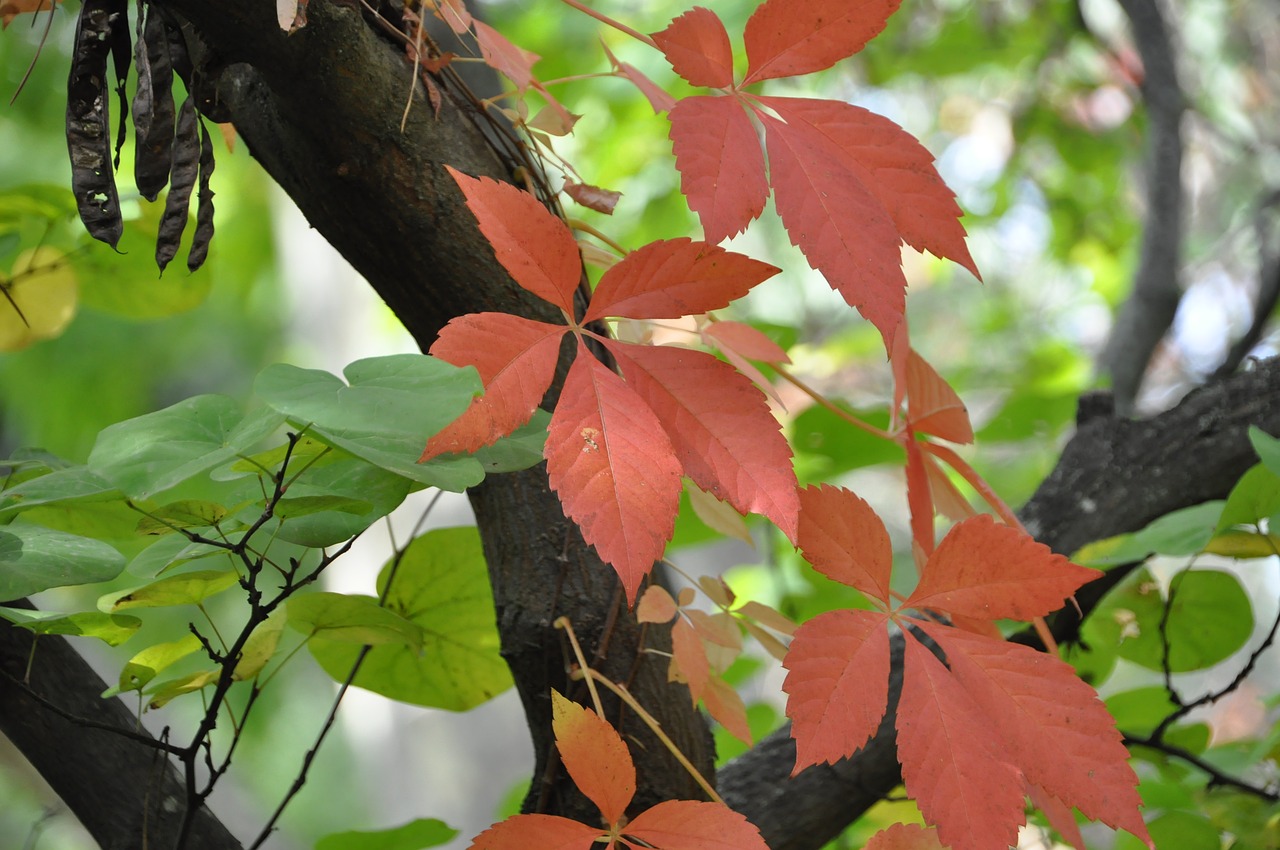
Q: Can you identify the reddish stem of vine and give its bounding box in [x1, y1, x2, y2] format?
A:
[558, 0, 656, 48]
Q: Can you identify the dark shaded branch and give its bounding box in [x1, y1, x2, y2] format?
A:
[720, 357, 1280, 850]
[1099, 0, 1186, 414]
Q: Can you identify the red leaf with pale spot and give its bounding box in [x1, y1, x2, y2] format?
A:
[653, 7, 735, 89]
[782, 608, 891, 772]
[669, 96, 770, 244]
[762, 96, 979, 279]
[623, 800, 770, 850]
[905, 515, 1101, 621]
[897, 634, 1026, 850]
[761, 110, 906, 350]
[420, 313, 565, 460]
[545, 346, 682, 604]
[606, 341, 798, 537]
[796, 484, 892, 604]
[742, 0, 903, 84]
[449, 167, 581, 316]
[551, 691, 635, 825]
[585, 238, 778, 322]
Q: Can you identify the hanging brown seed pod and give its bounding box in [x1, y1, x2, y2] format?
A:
[67, 0, 128, 248]
[155, 92, 199, 272]
[132, 5, 175, 202]
[187, 119, 215, 272]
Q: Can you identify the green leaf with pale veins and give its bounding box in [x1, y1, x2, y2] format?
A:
[288, 592, 424, 652]
[307, 526, 512, 711]
[100, 569, 240, 612]
[0, 606, 140, 646]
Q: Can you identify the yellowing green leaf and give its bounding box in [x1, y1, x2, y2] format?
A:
[100, 569, 240, 612]
[0, 247, 78, 351]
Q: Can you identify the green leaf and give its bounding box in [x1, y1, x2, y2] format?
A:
[216, 435, 338, 480]
[314, 818, 458, 850]
[135, 500, 230, 535]
[100, 569, 241, 612]
[268, 449, 415, 548]
[88, 397, 284, 498]
[1074, 501, 1225, 566]
[1247, 425, 1280, 477]
[0, 525, 126, 598]
[0, 464, 122, 517]
[146, 669, 221, 709]
[469, 409, 550, 474]
[1216, 464, 1280, 531]
[1104, 686, 1180, 737]
[128, 534, 229, 577]
[273, 495, 373, 520]
[789, 405, 902, 481]
[1086, 568, 1254, 673]
[0, 606, 141, 646]
[107, 633, 205, 696]
[308, 527, 512, 711]
[233, 609, 287, 681]
[253, 355, 484, 491]
[288, 592, 424, 652]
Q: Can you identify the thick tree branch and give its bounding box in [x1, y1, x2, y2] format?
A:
[1099, 0, 1186, 414]
[720, 358, 1280, 850]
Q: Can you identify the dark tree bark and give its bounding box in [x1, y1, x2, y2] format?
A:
[2, 2, 1278, 850]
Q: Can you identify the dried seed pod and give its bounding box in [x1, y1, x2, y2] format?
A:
[67, 0, 126, 248]
[132, 5, 175, 202]
[155, 94, 199, 273]
[187, 119, 215, 272]
[108, 0, 131, 168]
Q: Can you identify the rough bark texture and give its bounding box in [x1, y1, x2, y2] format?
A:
[2, 2, 1279, 850]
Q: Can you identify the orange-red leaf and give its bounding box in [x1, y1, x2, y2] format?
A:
[449, 167, 582, 316]
[864, 823, 946, 850]
[602, 41, 676, 114]
[473, 19, 540, 91]
[623, 800, 770, 850]
[742, 0, 902, 85]
[652, 7, 735, 89]
[922, 451, 973, 522]
[782, 608, 891, 772]
[761, 111, 905, 349]
[905, 515, 1101, 621]
[905, 348, 973, 443]
[923, 624, 1153, 847]
[702, 320, 790, 364]
[796, 484, 893, 605]
[563, 178, 621, 214]
[551, 691, 635, 825]
[431, 0, 471, 34]
[702, 674, 751, 744]
[467, 813, 601, 850]
[903, 436, 935, 556]
[897, 634, 1024, 850]
[605, 341, 798, 537]
[669, 96, 769, 244]
[762, 97, 978, 278]
[670, 615, 710, 701]
[545, 347, 682, 604]
[637, 585, 678, 624]
[587, 239, 778, 322]
[421, 313, 565, 460]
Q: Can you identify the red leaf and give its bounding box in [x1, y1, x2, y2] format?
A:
[564, 178, 621, 214]
[761, 111, 905, 349]
[762, 97, 979, 279]
[551, 691, 635, 825]
[605, 341, 798, 537]
[670, 615, 710, 701]
[702, 321, 790, 364]
[623, 800, 770, 850]
[669, 96, 770, 244]
[863, 824, 946, 850]
[637, 585, 678, 624]
[602, 41, 676, 114]
[652, 7, 735, 89]
[467, 814, 602, 850]
[903, 436, 935, 556]
[782, 608, 891, 771]
[897, 634, 1025, 850]
[585, 239, 778, 322]
[449, 167, 582, 316]
[742, 0, 903, 85]
[795, 484, 892, 605]
[702, 674, 752, 744]
[421, 313, 565, 460]
[922, 450, 973, 522]
[905, 515, 1101, 621]
[923, 624, 1153, 847]
[473, 19, 540, 91]
[545, 346, 682, 604]
[432, 0, 471, 34]
[905, 348, 973, 443]
[1027, 783, 1087, 850]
